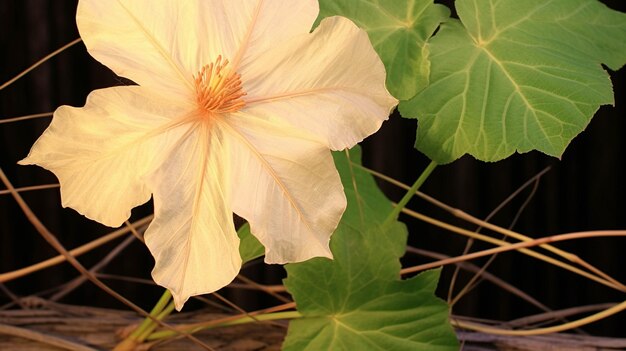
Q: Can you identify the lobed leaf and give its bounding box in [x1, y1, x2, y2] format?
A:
[399, 0, 626, 163]
[318, 0, 450, 100]
[282, 147, 458, 350]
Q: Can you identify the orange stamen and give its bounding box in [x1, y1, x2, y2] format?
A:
[194, 55, 246, 115]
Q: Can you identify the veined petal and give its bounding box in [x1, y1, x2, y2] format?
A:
[240, 16, 398, 151]
[232, 0, 319, 69]
[19, 86, 191, 227]
[145, 123, 241, 310]
[223, 114, 345, 264]
[77, 0, 194, 100]
[77, 0, 317, 101]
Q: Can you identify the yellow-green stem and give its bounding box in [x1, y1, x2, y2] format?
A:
[128, 290, 173, 341]
[146, 311, 302, 341]
[136, 301, 176, 341]
[383, 160, 437, 228]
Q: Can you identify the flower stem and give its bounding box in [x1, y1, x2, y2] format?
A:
[383, 160, 437, 228]
[136, 300, 176, 341]
[146, 311, 302, 341]
[114, 290, 173, 350]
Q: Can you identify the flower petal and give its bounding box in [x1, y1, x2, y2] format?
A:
[19, 86, 190, 227]
[77, 0, 318, 100]
[77, 0, 201, 100]
[240, 16, 398, 151]
[223, 114, 345, 264]
[232, 0, 319, 69]
[145, 123, 241, 310]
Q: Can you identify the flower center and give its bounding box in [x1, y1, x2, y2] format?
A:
[194, 55, 246, 114]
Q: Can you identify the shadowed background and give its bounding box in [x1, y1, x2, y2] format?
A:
[1, 0, 625, 337]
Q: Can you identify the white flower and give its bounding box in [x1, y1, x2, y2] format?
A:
[20, 0, 397, 309]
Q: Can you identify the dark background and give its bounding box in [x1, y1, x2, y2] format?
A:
[1, 0, 625, 337]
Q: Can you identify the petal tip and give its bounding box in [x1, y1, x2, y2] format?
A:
[172, 293, 188, 312]
[16, 158, 31, 166]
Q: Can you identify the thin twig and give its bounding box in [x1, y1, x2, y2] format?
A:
[0, 216, 153, 283]
[451, 171, 545, 307]
[409, 246, 588, 335]
[398, 206, 623, 290]
[0, 284, 26, 309]
[0, 167, 214, 351]
[452, 299, 626, 335]
[456, 330, 626, 349]
[402, 224, 626, 274]
[0, 38, 82, 91]
[94, 273, 156, 286]
[407, 247, 552, 313]
[51, 234, 137, 301]
[228, 283, 286, 293]
[408, 209, 615, 288]
[146, 302, 296, 341]
[0, 183, 59, 195]
[124, 220, 145, 243]
[189, 295, 237, 314]
[93, 274, 245, 315]
[210, 292, 289, 331]
[0, 112, 53, 124]
[0, 323, 97, 351]
[504, 303, 617, 328]
[356, 163, 626, 292]
[235, 274, 291, 303]
[416, 192, 626, 291]
[210, 293, 266, 330]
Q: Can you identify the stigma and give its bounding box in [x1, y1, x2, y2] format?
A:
[194, 56, 246, 115]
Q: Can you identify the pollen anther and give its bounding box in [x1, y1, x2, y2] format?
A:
[194, 55, 246, 114]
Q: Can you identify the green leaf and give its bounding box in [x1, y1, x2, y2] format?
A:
[237, 223, 264, 264]
[318, 0, 450, 100]
[282, 147, 458, 351]
[399, 0, 626, 163]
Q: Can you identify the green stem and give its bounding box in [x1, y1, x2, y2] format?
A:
[146, 311, 302, 341]
[382, 160, 437, 228]
[128, 289, 173, 340]
[136, 300, 176, 341]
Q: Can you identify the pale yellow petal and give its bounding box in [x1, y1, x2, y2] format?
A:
[222, 114, 345, 264]
[77, 0, 317, 100]
[145, 123, 241, 310]
[19, 86, 191, 227]
[232, 0, 318, 69]
[77, 0, 218, 100]
[240, 16, 398, 151]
